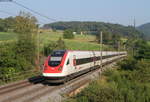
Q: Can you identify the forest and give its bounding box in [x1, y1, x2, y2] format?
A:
[43, 21, 144, 39]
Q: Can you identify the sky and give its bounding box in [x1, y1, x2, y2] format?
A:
[0, 0, 150, 26]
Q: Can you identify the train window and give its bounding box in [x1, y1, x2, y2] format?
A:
[51, 50, 65, 57]
[48, 50, 66, 67]
[67, 59, 69, 65]
[72, 53, 123, 66]
[76, 57, 93, 65]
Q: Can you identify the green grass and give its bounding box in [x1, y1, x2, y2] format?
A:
[65, 39, 100, 50]
[0, 31, 112, 51]
[39, 31, 109, 51]
[148, 41, 150, 45]
[0, 32, 17, 41]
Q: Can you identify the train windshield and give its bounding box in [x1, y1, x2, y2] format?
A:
[48, 50, 65, 67]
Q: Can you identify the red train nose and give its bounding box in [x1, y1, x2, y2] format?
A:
[58, 66, 63, 71]
[44, 65, 48, 70]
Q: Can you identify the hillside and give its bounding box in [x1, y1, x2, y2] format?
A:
[43, 21, 143, 39]
[137, 23, 150, 40]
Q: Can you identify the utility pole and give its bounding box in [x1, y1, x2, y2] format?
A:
[100, 31, 103, 72]
[37, 29, 40, 67]
[134, 18, 136, 29]
[118, 41, 120, 56]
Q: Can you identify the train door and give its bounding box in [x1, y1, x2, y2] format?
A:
[73, 55, 77, 70]
[92, 51, 96, 69]
[66, 57, 71, 71]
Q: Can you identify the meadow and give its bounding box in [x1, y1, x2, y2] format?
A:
[148, 41, 150, 45]
[0, 32, 17, 41]
[0, 31, 111, 51]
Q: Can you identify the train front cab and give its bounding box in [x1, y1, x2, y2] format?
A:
[43, 50, 69, 83]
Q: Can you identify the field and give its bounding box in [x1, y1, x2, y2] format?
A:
[0, 31, 111, 51]
[0, 32, 17, 41]
[148, 41, 150, 45]
[39, 31, 105, 50]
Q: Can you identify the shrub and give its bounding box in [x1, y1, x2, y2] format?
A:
[63, 29, 74, 39]
[43, 37, 66, 56]
[118, 57, 137, 70]
[0, 67, 17, 81]
[132, 60, 150, 83]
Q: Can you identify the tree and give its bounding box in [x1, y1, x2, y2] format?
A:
[4, 17, 16, 32]
[63, 29, 74, 39]
[134, 40, 150, 60]
[0, 17, 16, 32]
[44, 37, 66, 56]
[56, 37, 66, 49]
[96, 30, 112, 44]
[14, 12, 38, 67]
[0, 19, 6, 32]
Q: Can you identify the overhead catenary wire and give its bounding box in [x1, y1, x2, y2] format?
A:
[0, 10, 46, 25]
[12, 0, 58, 22]
[12, 0, 72, 28]
[0, 0, 71, 28]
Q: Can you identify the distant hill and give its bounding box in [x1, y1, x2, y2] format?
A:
[137, 23, 150, 40]
[43, 21, 143, 39]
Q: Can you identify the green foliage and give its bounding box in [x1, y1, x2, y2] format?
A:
[0, 42, 17, 68]
[0, 67, 17, 81]
[66, 40, 150, 102]
[67, 66, 150, 102]
[0, 32, 17, 41]
[44, 37, 66, 56]
[96, 30, 113, 44]
[0, 42, 34, 84]
[0, 12, 39, 84]
[125, 39, 150, 60]
[0, 17, 15, 32]
[132, 60, 150, 83]
[118, 57, 137, 70]
[44, 21, 143, 39]
[14, 12, 38, 65]
[0, 42, 34, 70]
[134, 40, 150, 60]
[137, 23, 150, 40]
[63, 29, 74, 39]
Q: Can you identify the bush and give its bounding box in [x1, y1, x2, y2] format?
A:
[132, 60, 150, 83]
[43, 37, 66, 56]
[0, 42, 34, 75]
[0, 67, 17, 81]
[66, 69, 150, 102]
[65, 57, 150, 102]
[63, 29, 74, 39]
[118, 57, 137, 70]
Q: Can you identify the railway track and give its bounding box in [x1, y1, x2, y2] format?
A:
[0, 76, 44, 95]
[0, 55, 126, 102]
[0, 80, 29, 93]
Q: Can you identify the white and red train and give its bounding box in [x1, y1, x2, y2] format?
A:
[43, 50, 126, 83]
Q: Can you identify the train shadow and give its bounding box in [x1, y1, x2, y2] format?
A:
[28, 75, 44, 84]
[28, 76, 62, 86]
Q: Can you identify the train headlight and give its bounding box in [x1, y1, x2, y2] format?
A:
[58, 66, 63, 71]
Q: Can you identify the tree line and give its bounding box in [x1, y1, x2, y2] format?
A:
[43, 21, 144, 39]
[0, 17, 15, 32]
